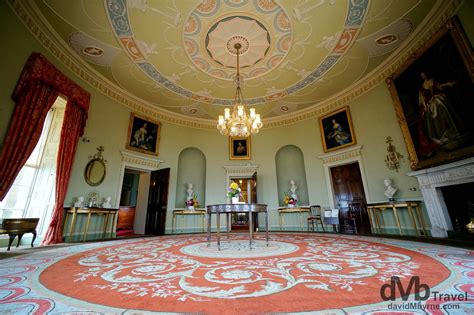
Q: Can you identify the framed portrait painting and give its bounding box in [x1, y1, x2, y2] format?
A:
[319, 107, 356, 152]
[126, 113, 161, 156]
[387, 16, 474, 170]
[229, 136, 251, 160]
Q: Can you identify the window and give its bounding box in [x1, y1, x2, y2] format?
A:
[0, 97, 66, 236]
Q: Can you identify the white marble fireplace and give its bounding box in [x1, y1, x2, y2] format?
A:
[409, 157, 474, 238]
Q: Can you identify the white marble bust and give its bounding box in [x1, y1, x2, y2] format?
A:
[102, 196, 112, 208]
[383, 178, 397, 201]
[186, 183, 194, 200]
[289, 179, 298, 199]
[74, 196, 84, 207]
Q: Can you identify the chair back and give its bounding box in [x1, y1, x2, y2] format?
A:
[309, 205, 321, 216]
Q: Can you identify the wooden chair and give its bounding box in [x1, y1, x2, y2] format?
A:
[307, 205, 325, 232]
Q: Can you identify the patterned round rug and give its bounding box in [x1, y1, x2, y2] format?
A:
[1, 233, 473, 314]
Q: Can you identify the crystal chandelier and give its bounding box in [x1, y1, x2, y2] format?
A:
[217, 43, 262, 137]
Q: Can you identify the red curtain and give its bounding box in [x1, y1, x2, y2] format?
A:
[42, 102, 87, 245]
[0, 53, 90, 244]
[0, 82, 58, 199]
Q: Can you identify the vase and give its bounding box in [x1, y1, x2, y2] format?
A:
[187, 205, 194, 210]
[288, 204, 295, 208]
[231, 197, 239, 204]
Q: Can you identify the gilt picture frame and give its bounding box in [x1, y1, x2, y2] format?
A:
[229, 136, 251, 160]
[319, 106, 356, 152]
[126, 113, 161, 156]
[387, 16, 474, 170]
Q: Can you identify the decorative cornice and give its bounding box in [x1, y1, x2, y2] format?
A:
[318, 145, 363, 164]
[223, 164, 259, 176]
[8, 0, 462, 130]
[120, 150, 163, 169]
[7, 0, 216, 130]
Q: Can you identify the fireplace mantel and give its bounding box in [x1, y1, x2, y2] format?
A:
[409, 157, 474, 238]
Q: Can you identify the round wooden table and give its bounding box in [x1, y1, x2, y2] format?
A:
[206, 204, 268, 250]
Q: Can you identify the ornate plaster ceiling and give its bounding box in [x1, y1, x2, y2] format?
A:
[32, 0, 438, 123]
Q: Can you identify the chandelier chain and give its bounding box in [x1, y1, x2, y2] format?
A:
[217, 43, 262, 137]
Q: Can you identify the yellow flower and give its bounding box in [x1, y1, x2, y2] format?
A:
[230, 182, 239, 190]
[283, 196, 290, 204]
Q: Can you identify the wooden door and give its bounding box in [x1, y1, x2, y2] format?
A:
[330, 162, 371, 234]
[145, 168, 170, 235]
[230, 172, 257, 231]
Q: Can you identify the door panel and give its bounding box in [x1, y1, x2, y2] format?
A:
[330, 162, 371, 234]
[230, 173, 257, 231]
[145, 168, 170, 235]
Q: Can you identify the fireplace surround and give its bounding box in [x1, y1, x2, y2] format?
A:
[409, 157, 474, 238]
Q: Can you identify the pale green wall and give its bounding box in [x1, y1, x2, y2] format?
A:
[276, 145, 310, 206]
[175, 148, 207, 207]
[1, 1, 474, 243]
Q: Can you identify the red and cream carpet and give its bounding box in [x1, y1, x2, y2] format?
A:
[0, 233, 473, 314]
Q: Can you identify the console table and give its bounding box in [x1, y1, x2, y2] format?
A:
[172, 208, 206, 233]
[366, 201, 427, 236]
[206, 204, 268, 250]
[278, 207, 310, 230]
[64, 207, 118, 242]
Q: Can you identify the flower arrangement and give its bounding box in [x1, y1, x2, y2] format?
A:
[185, 193, 199, 208]
[283, 193, 297, 207]
[227, 182, 241, 199]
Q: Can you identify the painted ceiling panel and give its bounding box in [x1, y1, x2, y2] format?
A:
[33, 0, 437, 121]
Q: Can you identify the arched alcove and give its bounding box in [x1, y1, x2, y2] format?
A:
[175, 148, 206, 207]
[275, 145, 309, 206]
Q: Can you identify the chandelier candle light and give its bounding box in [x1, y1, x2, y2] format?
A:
[217, 43, 263, 137]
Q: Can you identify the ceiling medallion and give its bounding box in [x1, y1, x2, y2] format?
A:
[82, 46, 104, 56]
[207, 16, 269, 69]
[375, 34, 399, 46]
[218, 43, 262, 137]
[183, 0, 292, 81]
[226, 36, 249, 56]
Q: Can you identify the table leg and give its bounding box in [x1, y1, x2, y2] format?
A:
[102, 213, 109, 239]
[217, 212, 221, 250]
[415, 205, 428, 236]
[226, 213, 231, 241]
[202, 213, 205, 233]
[63, 212, 70, 241]
[367, 208, 374, 234]
[84, 212, 92, 241]
[181, 214, 185, 233]
[279, 212, 283, 231]
[265, 210, 269, 246]
[299, 210, 304, 231]
[207, 212, 212, 247]
[68, 211, 77, 242]
[407, 206, 419, 236]
[249, 210, 253, 249]
[392, 207, 403, 236]
[172, 213, 176, 234]
[375, 209, 383, 234]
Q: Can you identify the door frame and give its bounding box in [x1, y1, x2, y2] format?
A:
[114, 151, 164, 208]
[223, 164, 259, 200]
[113, 151, 164, 235]
[319, 145, 370, 208]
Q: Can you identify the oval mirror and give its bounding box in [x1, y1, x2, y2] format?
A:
[84, 159, 106, 186]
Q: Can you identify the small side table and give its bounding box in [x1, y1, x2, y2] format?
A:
[278, 207, 310, 230]
[172, 208, 206, 233]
